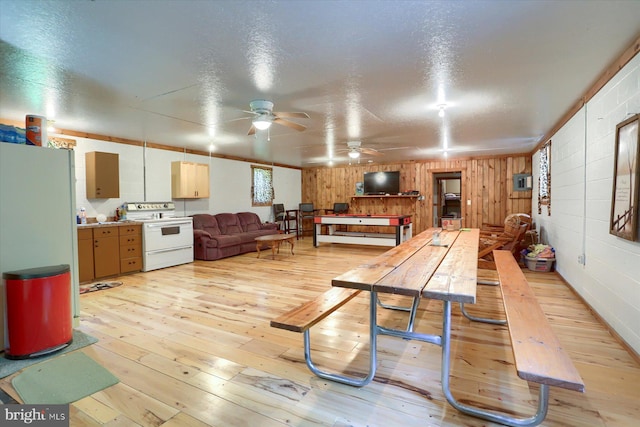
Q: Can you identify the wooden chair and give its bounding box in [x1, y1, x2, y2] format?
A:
[481, 213, 531, 235]
[478, 214, 530, 269]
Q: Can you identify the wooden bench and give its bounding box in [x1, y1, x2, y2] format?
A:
[494, 250, 584, 393]
[270, 286, 370, 386]
[468, 250, 585, 425]
[270, 287, 361, 333]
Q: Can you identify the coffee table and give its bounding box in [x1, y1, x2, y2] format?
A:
[255, 233, 295, 259]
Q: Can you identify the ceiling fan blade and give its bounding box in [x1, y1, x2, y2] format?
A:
[247, 125, 257, 136]
[274, 111, 310, 119]
[273, 117, 306, 132]
[360, 147, 383, 156]
[226, 116, 253, 123]
[377, 146, 414, 151]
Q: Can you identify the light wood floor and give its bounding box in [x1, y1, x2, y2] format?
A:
[2, 238, 639, 426]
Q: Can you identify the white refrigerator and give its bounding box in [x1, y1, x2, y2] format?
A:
[0, 142, 79, 350]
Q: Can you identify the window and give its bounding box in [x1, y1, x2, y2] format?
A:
[538, 140, 551, 215]
[251, 165, 274, 206]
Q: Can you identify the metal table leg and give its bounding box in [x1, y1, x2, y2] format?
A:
[303, 291, 378, 387]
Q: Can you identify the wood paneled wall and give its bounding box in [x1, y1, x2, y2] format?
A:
[302, 155, 532, 235]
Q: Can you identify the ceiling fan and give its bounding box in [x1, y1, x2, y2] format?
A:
[242, 100, 309, 135]
[342, 140, 383, 159]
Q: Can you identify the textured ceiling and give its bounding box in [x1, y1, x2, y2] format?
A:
[1, 0, 639, 167]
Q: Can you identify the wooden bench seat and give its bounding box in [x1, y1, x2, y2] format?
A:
[494, 250, 585, 392]
[270, 287, 361, 333]
[447, 251, 585, 425]
[270, 286, 372, 387]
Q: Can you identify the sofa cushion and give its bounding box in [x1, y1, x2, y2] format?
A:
[237, 212, 265, 232]
[192, 214, 221, 236]
[209, 234, 242, 248]
[215, 213, 243, 235]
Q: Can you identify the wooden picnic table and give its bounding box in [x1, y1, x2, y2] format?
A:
[298, 228, 478, 388]
[272, 226, 583, 426]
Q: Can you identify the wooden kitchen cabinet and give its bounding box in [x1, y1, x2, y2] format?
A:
[86, 151, 120, 198]
[78, 223, 142, 284]
[77, 227, 95, 283]
[171, 161, 209, 198]
[119, 224, 142, 273]
[93, 226, 120, 278]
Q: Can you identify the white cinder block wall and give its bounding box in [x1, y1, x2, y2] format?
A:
[71, 138, 301, 222]
[533, 52, 640, 355]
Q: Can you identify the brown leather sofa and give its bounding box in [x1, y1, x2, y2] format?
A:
[192, 212, 279, 260]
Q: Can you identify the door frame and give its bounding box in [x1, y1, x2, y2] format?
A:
[431, 170, 463, 227]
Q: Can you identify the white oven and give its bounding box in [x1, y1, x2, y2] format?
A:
[141, 219, 193, 272]
[125, 202, 194, 272]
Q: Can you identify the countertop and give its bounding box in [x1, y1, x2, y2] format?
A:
[77, 221, 138, 228]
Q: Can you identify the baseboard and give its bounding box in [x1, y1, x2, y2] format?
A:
[556, 271, 640, 365]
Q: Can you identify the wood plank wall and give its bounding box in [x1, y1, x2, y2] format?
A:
[301, 155, 532, 235]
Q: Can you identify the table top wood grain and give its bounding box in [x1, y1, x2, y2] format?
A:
[332, 228, 479, 303]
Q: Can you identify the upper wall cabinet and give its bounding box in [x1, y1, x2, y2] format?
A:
[171, 161, 209, 199]
[86, 151, 120, 198]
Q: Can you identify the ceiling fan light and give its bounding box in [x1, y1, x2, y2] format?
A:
[253, 118, 272, 130]
[348, 150, 360, 159]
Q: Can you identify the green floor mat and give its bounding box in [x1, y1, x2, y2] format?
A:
[11, 352, 119, 404]
[0, 330, 98, 379]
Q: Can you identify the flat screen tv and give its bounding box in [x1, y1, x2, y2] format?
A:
[363, 171, 400, 195]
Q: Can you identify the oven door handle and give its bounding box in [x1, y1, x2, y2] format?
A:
[146, 245, 193, 255]
[146, 221, 192, 228]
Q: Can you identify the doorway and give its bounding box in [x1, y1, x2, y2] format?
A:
[433, 172, 462, 227]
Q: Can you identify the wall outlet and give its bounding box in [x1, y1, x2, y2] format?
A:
[467, 199, 471, 205]
[578, 254, 586, 265]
